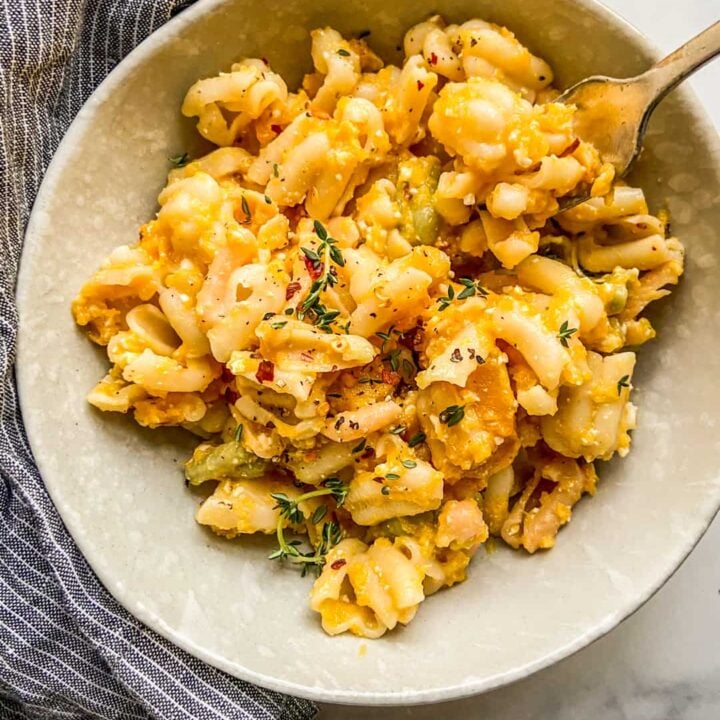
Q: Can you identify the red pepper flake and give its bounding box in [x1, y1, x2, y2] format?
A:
[255, 360, 275, 384]
[417, 80, 425, 91]
[285, 281, 301, 300]
[303, 254, 323, 281]
[331, 559, 347, 570]
[429, 51, 438, 65]
[382, 368, 401, 385]
[271, 123, 283, 134]
[372, 476, 384, 483]
[220, 367, 239, 403]
[399, 325, 423, 352]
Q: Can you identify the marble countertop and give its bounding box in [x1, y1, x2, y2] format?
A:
[317, 1, 720, 718]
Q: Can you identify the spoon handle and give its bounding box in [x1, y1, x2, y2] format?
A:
[643, 20, 720, 103]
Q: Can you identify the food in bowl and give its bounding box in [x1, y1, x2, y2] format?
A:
[72, 15, 684, 639]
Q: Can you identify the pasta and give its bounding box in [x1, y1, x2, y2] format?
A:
[72, 16, 685, 638]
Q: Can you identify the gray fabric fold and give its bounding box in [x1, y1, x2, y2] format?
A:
[0, 2, 316, 718]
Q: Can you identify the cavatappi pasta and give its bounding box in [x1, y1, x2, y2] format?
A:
[73, 16, 684, 638]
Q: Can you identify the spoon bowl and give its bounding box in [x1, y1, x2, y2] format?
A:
[557, 20, 720, 211]
[559, 75, 657, 176]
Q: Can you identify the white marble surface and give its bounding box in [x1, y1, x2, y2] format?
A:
[317, 1, 720, 718]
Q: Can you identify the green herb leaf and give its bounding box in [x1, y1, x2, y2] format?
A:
[301, 246, 320, 262]
[401, 459, 417, 469]
[271, 492, 305, 525]
[241, 195, 251, 221]
[311, 505, 328, 524]
[324, 477, 349, 506]
[457, 284, 475, 300]
[319, 520, 342, 556]
[558, 320, 578, 348]
[408, 432, 426, 448]
[313, 219, 328, 241]
[385, 473, 400, 481]
[437, 284, 455, 311]
[352, 439, 367, 454]
[385, 349, 400, 372]
[234, 424, 244, 443]
[270, 321, 287, 330]
[337, 48, 351, 57]
[381, 485, 390, 495]
[329, 244, 345, 267]
[617, 374, 631, 395]
[273, 162, 279, 178]
[439, 404, 465, 427]
[438, 278, 488, 310]
[169, 152, 189, 167]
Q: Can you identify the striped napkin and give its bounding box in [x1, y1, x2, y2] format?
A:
[0, 1, 316, 718]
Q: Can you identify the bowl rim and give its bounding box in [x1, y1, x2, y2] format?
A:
[15, 0, 720, 706]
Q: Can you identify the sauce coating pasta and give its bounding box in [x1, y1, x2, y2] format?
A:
[73, 15, 684, 638]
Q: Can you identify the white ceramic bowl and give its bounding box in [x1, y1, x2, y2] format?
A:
[16, 0, 720, 706]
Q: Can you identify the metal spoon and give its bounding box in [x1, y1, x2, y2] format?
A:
[557, 20, 720, 211]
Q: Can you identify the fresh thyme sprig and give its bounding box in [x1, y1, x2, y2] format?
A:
[457, 277, 489, 299]
[437, 278, 488, 311]
[437, 284, 456, 312]
[268, 477, 348, 576]
[298, 221, 345, 332]
[558, 320, 578, 348]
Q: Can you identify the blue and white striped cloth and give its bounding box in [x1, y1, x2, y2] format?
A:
[0, 2, 316, 718]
